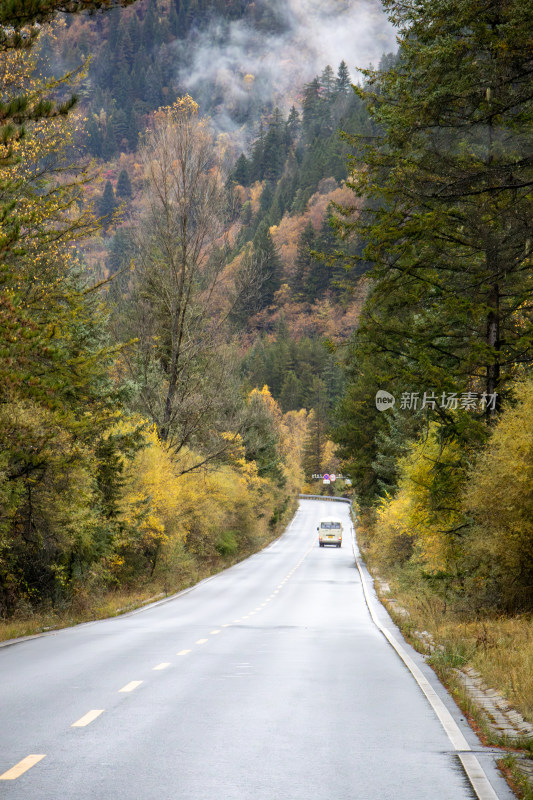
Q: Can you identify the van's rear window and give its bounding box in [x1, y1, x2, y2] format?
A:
[320, 522, 341, 529]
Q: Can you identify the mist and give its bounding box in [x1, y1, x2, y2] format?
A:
[175, 0, 397, 144]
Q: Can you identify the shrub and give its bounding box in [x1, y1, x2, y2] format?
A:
[215, 531, 239, 557]
[464, 379, 533, 611]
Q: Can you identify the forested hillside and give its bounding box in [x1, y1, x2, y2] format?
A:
[48, 0, 278, 160]
[0, 0, 381, 621]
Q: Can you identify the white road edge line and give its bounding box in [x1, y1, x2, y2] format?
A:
[350, 523, 500, 800]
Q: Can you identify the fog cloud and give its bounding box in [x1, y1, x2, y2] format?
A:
[175, 0, 397, 143]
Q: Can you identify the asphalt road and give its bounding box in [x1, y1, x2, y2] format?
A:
[0, 499, 514, 799]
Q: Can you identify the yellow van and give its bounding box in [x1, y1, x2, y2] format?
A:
[317, 518, 343, 548]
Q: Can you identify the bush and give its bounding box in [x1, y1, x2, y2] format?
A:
[215, 531, 239, 557]
[374, 424, 466, 576]
[464, 379, 533, 611]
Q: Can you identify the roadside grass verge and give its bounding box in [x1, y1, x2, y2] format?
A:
[370, 567, 533, 730]
[0, 558, 246, 643]
[499, 754, 533, 800]
[0, 587, 172, 642]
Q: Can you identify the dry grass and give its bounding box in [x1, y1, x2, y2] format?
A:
[382, 578, 533, 726]
[0, 586, 172, 643]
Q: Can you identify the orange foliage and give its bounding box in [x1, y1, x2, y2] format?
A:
[272, 182, 358, 280]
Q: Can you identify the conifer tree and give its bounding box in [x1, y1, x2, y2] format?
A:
[302, 77, 322, 140]
[279, 371, 303, 412]
[302, 379, 328, 478]
[263, 109, 286, 182]
[101, 125, 117, 159]
[233, 153, 251, 186]
[320, 65, 336, 98]
[302, 410, 324, 478]
[286, 105, 300, 144]
[292, 221, 315, 298]
[97, 180, 116, 230]
[335, 60, 351, 94]
[86, 115, 103, 157]
[252, 220, 282, 310]
[116, 168, 132, 199]
[0, 0, 135, 176]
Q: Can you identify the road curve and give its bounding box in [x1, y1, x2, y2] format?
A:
[0, 499, 513, 799]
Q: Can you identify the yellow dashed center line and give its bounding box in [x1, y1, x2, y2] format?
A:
[118, 681, 142, 693]
[72, 709, 104, 728]
[0, 755, 45, 780]
[2, 544, 319, 773]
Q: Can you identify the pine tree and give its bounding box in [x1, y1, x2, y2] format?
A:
[127, 13, 141, 50]
[262, 108, 286, 182]
[320, 65, 336, 98]
[101, 125, 118, 159]
[111, 108, 129, 148]
[279, 371, 303, 412]
[302, 401, 327, 478]
[233, 153, 251, 186]
[142, 1, 156, 46]
[335, 60, 351, 94]
[113, 66, 134, 111]
[116, 168, 133, 199]
[292, 221, 316, 298]
[106, 228, 135, 275]
[286, 105, 300, 145]
[97, 181, 117, 230]
[302, 77, 322, 140]
[169, 3, 180, 35]
[258, 180, 274, 216]
[252, 221, 282, 310]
